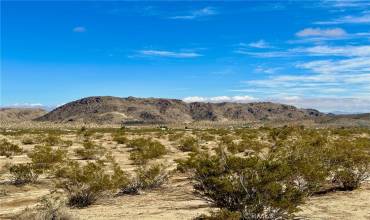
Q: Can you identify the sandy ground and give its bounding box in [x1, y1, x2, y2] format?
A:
[1, 131, 370, 220]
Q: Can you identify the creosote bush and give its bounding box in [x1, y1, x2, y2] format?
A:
[127, 138, 167, 164]
[74, 139, 104, 160]
[9, 163, 38, 185]
[119, 163, 169, 195]
[28, 145, 67, 172]
[56, 160, 129, 208]
[0, 139, 22, 157]
[178, 151, 305, 219]
[178, 137, 199, 152]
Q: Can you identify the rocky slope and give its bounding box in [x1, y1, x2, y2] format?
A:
[0, 108, 47, 123]
[36, 96, 326, 124]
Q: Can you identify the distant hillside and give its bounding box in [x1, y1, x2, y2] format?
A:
[0, 108, 47, 123]
[36, 96, 327, 124]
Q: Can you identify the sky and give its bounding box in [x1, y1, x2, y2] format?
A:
[1, 0, 370, 113]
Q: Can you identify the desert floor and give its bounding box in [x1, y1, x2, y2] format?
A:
[0, 129, 369, 220]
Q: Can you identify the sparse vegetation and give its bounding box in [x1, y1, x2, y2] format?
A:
[0, 139, 22, 157]
[178, 136, 199, 152]
[127, 138, 167, 164]
[9, 163, 38, 185]
[28, 145, 67, 172]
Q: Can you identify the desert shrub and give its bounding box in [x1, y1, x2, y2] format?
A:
[119, 163, 169, 195]
[270, 135, 331, 194]
[179, 152, 305, 219]
[112, 134, 129, 144]
[15, 196, 71, 220]
[329, 139, 370, 191]
[9, 163, 38, 185]
[22, 136, 35, 145]
[135, 163, 169, 189]
[178, 137, 199, 152]
[57, 160, 128, 207]
[127, 138, 167, 164]
[28, 145, 67, 172]
[196, 209, 241, 220]
[74, 139, 104, 160]
[43, 134, 62, 146]
[0, 139, 22, 157]
[197, 132, 216, 142]
[167, 132, 185, 142]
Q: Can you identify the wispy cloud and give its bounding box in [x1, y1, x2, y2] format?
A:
[316, 13, 370, 24]
[137, 50, 202, 58]
[296, 27, 347, 37]
[248, 40, 271, 48]
[169, 7, 217, 20]
[73, 26, 87, 33]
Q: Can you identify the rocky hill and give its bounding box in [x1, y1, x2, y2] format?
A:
[0, 108, 47, 123]
[36, 96, 327, 124]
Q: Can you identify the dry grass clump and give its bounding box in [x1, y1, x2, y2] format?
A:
[127, 138, 167, 164]
[0, 139, 23, 157]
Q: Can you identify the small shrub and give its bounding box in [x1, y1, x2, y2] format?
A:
[119, 163, 169, 195]
[74, 139, 104, 160]
[329, 139, 370, 191]
[128, 138, 167, 164]
[57, 160, 128, 207]
[113, 135, 128, 144]
[22, 136, 35, 145]
[9, 163, 38, 185]
[135, 163, 169, 189]
[43, 134, 62, 146]
[0, 139, 22, 157]
[181, 152, 305, 219]
[28, 145, 66, 172]
[178, 137, 199, 152]
[15, 196, 71, 220]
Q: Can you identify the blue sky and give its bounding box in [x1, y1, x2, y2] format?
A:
[1, 0, 370, 112]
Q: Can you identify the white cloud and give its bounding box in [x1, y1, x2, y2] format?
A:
[170, 7, 217, 20]
[298, 45, 370, 57]
[183, 96, 257, 103]
[296, 28, 347, 37]
[316, 14, 370, 25]
[138, 50, 202, 58]
[298, 57, 370, 74]
[73, 26, 86, 33]
[183, 96, 207, 102]
[248, 40, 271, 48]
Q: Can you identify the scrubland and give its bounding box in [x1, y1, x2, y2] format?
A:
[0, 125, 369, 219]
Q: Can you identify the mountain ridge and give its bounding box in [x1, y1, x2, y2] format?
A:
[35, 96, 327, 124]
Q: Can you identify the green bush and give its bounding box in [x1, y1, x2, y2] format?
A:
[57, 160, 128, 207]
[112, 135, 128, 144]
[178, 152, 305, 219]
[127, 138, 167, 164]
[329, 139, 370, 190]
[28, 145, 67, 172]
[74, 139, 104, 160]
[119, 163, 169, 195]
[22, 136, 35, 145]
[9, 163, 38, 185]
[178, 137, 199, 152]
[0, 139, 22, 157]
[43, 134, 62, 146]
